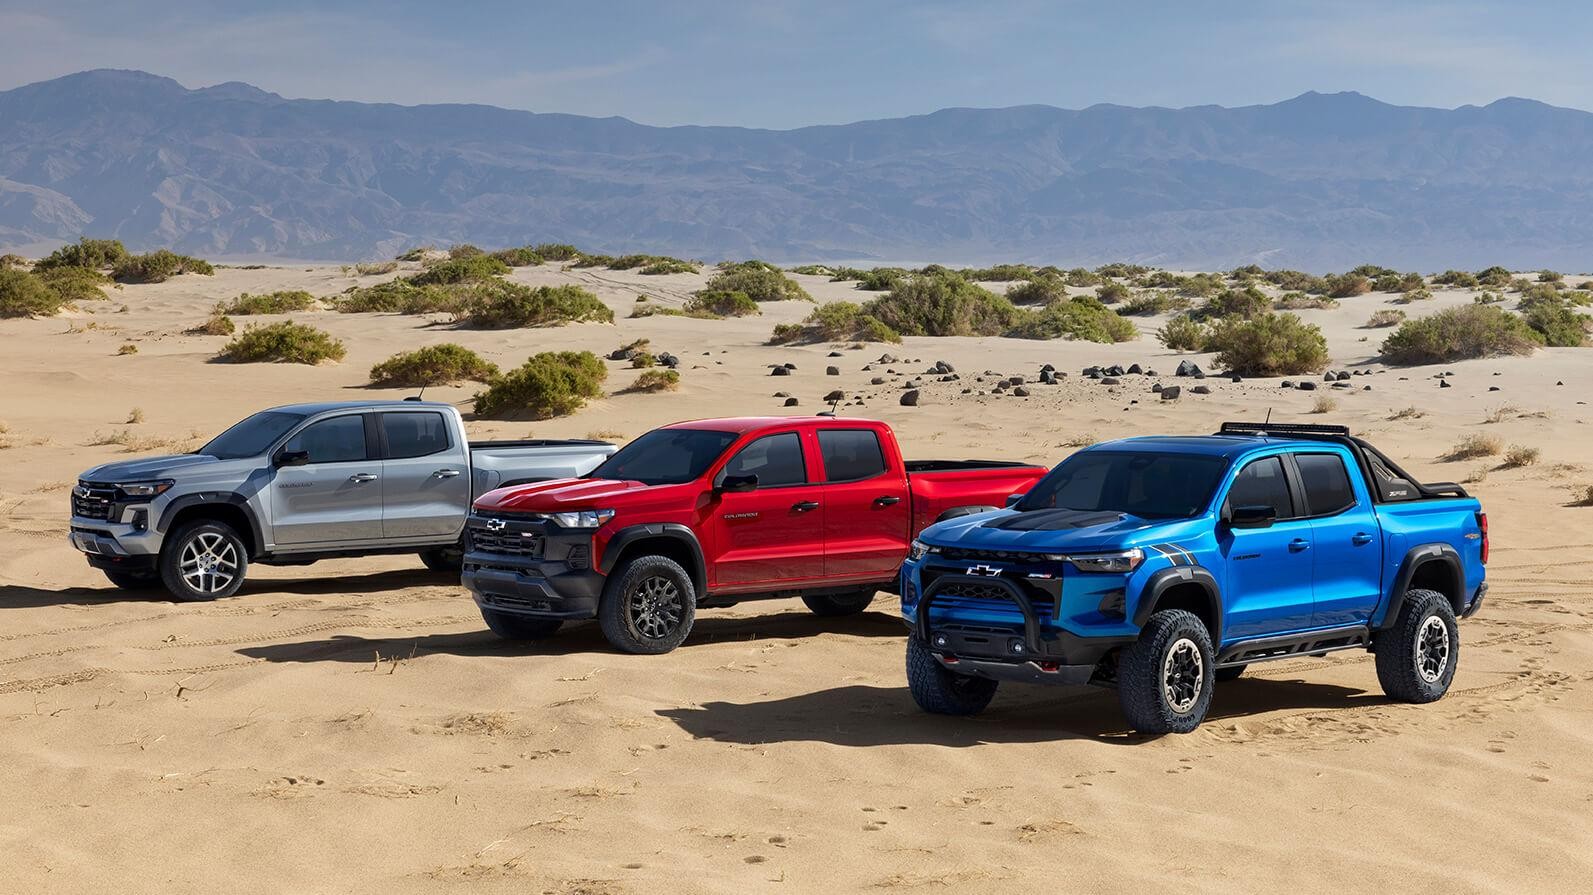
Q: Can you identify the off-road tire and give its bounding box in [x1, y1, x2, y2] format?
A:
[419, 545, 463, 573]
[1216, 664, 1247, 682]
[103, 570, 160, 590]
[597, 555, 696, 654]
[158, 520, 249, 602]
[800, 587, 876, 617]
[480, 608, 562, 641]
[1374, 588, 1458, 703]
[905, 636, 999, 715]
[1117, 609, 1216, 734]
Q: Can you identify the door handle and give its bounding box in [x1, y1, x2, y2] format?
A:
[433, 469, 462, 478]
[349, 473, 379, 483]
[792, 500, 820, 513]
[874, 495, 902, 506]
[1352, 532, 1374, 546]
[1288, 538, 1310, 552]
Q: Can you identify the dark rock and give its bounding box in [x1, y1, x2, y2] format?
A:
[934, 360, 956, 373]
[1439, 379, 1451, 388]
[1152, 383, 1164, 393]
[826, 366, 840, 376]
[1333, 381, 1351, 388]
[1297, 381, 1318, 391]
[1161, 386, 1181, 400]
[828, 350, 843, 357]
[783, 362, 797, 370]
[1040, 363, 1055, 372]
[770, 366, 791, 376]
[1488, 386, 1501, 391]
[783, 397, 799, 406]
[824, 389, 845, 402]
[659, 353, 679, 368]
[870, 376, 886, 385]
[1281, 381, 1294, 388]
[1083, 366, 1101, 376]
[1336, 371, 1351, 381]
[1039, 370, 1056, 384]
[1127, 363, 1143, 375]
[773, 391, 790, 397]
[1192, 385, 1211, 395]
[1010, 375, 1025, 385]
[1101, 377, 1121, 386]
[1013, 386, 1031, 397]
[1324, 371, 1337, 382]
[1231, 374, 1243, 383]
[900, 389, 920, 406]
[1104, 365, 1126, 377]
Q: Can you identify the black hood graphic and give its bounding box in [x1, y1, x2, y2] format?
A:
[981, 508, 1127, 531]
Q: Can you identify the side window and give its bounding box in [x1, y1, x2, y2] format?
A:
[817, 429, 887, 482]
[383, 412, 451, 459]
[1225, 456, 1294, 519]
[722, 432, 807, 488]
[282, 415, 368, 464]
[1295, 453, 1356, 515]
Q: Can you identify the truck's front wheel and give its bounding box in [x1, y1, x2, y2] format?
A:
[905, 636, 998, 715]
[1117, 609, 1215, 734]
[419, 545, 463, 573]
[1374, 589, 1458, 703]
[480, 608, 562, 641]
[158, 520, 249, 601]
[800, 587, 876, 616]
[597, 555, 696, 654]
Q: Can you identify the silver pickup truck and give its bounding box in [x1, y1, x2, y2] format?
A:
[68, 400, 615, 600]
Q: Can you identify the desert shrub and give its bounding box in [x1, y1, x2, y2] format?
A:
[221, 290, 317, 315]
[334, 280, 467, 315]
[1006, 277, 1067, 305]
[464, 283, 613, 328]
[472, 351, 606, 419]
[1500, 444, 1540, 468]
[532, 243, 582, 261]
[629, 351, 656, 368]
[1365, 309, 1406, 328]
[1157, 315, 1209, 351]
[788, 264, 834, 276]
[1391, 287, 1433, 304]
[1064, 268, 1101, 287]
[491, 247, 544, 267]
[1311, 395, 1338, 414]
[701, 264, 811, 302]
[34, 266, 110, 303]
[369, 343, 499, 386]
[1351, 264, 1398, 278]
[396, 247, 432, 262]
[1539, 269, 1564, 283]
[1230, 264, 1265, 281]
[1200, 285, 1271, 320]
[1096, 282, 1131, 304]
[1323, 273, 1371, 297]
[1474, 291, 1504, 304]
[1433, 270, 1480, 288]
[1475, 266, 1513, 287]
[639, 258, 699, 275]
[408, 254, 509, 286]
[1174, 272, 1225, 298]
[354, 260, 399, 275]
[962, 263, 1035, 282]
[770, 301, 900, 344]
[607, 254, 656, 270]
[717, 259, 781, 273]
[573, 254, 613, 268]
[112, 250, 213, 283]
[626, 369, 681, 393]
[1274, 292, 1339, 310]
[35, 237, 129, 271]
[1372, 273, 1404, 292]
[0, 253, 27, 269]
[187, 313, 236, 335]
[683, 289, 759, 317]
[853, 268, 907, 291]
[1381, 305, 1540, 364]
[449, 244, 485, 259]
[1118, 292, 1191, 316]
[1009, 296, 1137, 342]
[1443, 434, 1503, 461]
[1572, 484, 1593, 507]
[862, 273, 1017, 337]
[1096, 262, 1149, 279]
[0, 269, 66, 317]
[1521, 299, 1590, 347]
[828, 267, 867, 282]
[1204, 312, 1330, 376]
[218, 322, 346, 364]
[1264, 269, 1327, 293]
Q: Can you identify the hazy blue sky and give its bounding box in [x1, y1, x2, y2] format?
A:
[3, 0, 1591, 127]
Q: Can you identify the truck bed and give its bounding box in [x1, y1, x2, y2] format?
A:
[905, 460, 1048, 536]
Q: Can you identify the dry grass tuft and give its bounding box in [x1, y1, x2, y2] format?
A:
[585, 429, 626, 442]
[1484, 404, 1519, 424]
[1572, 484, 1593, 507]
[1442, 433, 1504, 461]
[1499, 444, 1541, 469]
[1387, 405, 1425, 421]
[1060, 433, 1098, 448]
[1311, 395, 1338, 414]
[125, 407, 145, 424]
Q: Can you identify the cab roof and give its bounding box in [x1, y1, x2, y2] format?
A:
[267, 400, 455, 416]
[662, 416, 883, 434]
[1094, 434, 1351, 459]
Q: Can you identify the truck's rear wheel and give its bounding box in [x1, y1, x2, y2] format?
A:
[800, 587, 876, 617]
[598, 555, 696, 654]
[158, 520, 248, 601]
[480, 608, 562, 641]
[905, 636, 998, 715]
[103, 569, 160, 590]
[1117, 609, 1215, 734]
[1374, 589, 1458, 703]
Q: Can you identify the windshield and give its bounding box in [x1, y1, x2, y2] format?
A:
[199, 410, 308, 460]
[589, 428, 739, 486]
[1017, 450, 1229, 519]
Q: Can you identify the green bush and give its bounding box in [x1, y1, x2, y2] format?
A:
[788, 264, 834, 276]
[464, 282, 613, 328]
[334, 280, 467, 315]
[1273, 292, 1338, 311]
[187, 313, 236, 336]
[625, 369, 681, 393]
[221, 290, 317, 315]
[532, 243, 582, 261]
[572, 253, 613, 268]
[639, 258, 699, 275]
[218, 322, 346, 364]
[491, 247, 544, 267]
[1433, 270, 1480, 288]
[0, 253, 28, 269]
[1351, 264, 1398, 278]
[855, 268, 908, 291]
[1157, 315, 1208, 351]
[1006, 277, 1067, 305]
[1474, 291, 1504, 304]
[1200, 286, 1271, 320]
[35, 238, 128, 271]
[473, 351, 606, 419]
[1380, 305, 1540, 364]
[354, 261, 399, 275]
[1064, 268, 1101, 287]
[700, 264, 811, 302]
[1009, 296, 1138, 343]
[1539, 269, 1564, 283]
[1522, 299, 1590, 347]
[1096, 282, 1131, 304]
[961, 263, 1035, 282]
[1323, 273, 1371, 297]
[408, 255, 510, 286]
[34, 266, 110, 303]
[396, 247, 432, 262]
[1475, 266, 1513, 288]
[0, 269, 65, 317]
[630, 351, 657, 368]
[1365, 309, 1406, 328]
[449, 244, 485, 258]
[862, 273, 1017, 337]
[768, 301, 900, 344]
[1372, 273, 1404, 293]
[113, 250, 214, 283]
[369, 343, 500, 386]
[684, 289, 759, 317]
[1205, 313, 1330, 376]
[1117, 292, 1190, 316]
[1264, 269, 1327, 293]
[1096, 262, 1149, 279]
[827, 267, 867, 282]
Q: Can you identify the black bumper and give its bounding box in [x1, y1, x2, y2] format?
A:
[1461, 582, 1488, 619]
[461, 514, 606, 620]
[84, 552, 158, 574]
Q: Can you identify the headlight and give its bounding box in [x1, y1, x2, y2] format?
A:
[115, 480, 175, 499]
[543, 508, 616, 529]
[1050, 547, 1144, 574]
[907, 539, 938, 561]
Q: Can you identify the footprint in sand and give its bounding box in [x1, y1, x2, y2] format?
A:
[744, 855, 768, 864]
[766, 835, 787, 847]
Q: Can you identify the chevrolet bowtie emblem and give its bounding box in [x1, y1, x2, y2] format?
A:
[966, 564, 1002, 577]
[485, 518, 506, 531]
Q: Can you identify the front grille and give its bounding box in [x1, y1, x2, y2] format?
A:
[937, 546, 1050, 563]
[938, 580, 1012, 601]
[469, 528, 545, 558]
[71, 482, 118, 520]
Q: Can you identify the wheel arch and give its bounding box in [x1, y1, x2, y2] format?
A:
[598, 523, 707, 597]
[1132, 566, 1223, 645]
[157, 494, 264, 557]
[1377, 543, 1466, 628]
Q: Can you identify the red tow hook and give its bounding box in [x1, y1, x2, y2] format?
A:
[1036, 661, 1061, 673]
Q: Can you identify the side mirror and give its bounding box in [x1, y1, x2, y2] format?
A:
[275, 449, 310, 468]
[1004, 493, 1024, 508]
[1227, 504, 1277, 529]
[717, 474, 758, 494]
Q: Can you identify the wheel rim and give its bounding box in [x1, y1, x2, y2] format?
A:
[1415, 615, 1450, 683]
[178, 532, 240, 595]
[628, 575, 683, 640]
[1162, 637, 1204, 714]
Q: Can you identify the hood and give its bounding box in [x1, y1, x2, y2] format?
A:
[922, 507, 1174, 553]
[81, 453, 219, 483]
[475, 477, 673, 513]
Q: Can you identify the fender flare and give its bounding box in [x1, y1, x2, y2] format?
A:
[934, 505, 999, 523]
[598, 523, 707, 593]
[1131, 565, 1223, 645]
[1375, 543, 1465, 630]
[156, 492, 266, 555]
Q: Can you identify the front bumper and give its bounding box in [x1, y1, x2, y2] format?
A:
[461, 513, 607, 620]
[69, 513, 163, 571]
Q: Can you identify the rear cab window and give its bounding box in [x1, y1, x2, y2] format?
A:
[1293, 452, 1358, 516]
[817, 428, 887, 482]
[382, 411, 453, 459]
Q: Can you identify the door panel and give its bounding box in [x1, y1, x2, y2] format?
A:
[705, 431, 826, 588]
[1296, 452, 1385, 627]
[1217, 455, 1313, 640]
[816, 428, 910, 579]
[378, 411, 471, 539]
[270, 414, 384, 545]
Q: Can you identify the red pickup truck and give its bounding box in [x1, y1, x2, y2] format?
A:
[462, 416, 1047, 654]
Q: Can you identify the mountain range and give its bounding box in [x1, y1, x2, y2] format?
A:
[4, 69, 1593, 271]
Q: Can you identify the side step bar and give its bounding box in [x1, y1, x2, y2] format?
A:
[1217, 625, 1371, 667]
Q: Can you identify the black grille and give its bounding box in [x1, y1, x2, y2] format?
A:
[937, 546, 1050, 563]
[469, 528, 545, 558]
[938, 580, 1012, 601]
[71, 483, 118, 520]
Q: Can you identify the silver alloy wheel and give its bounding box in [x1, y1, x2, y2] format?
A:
[629, 575, 683, 640]
[1162, 637, 1204, 714]
[178, 532, 240, 595]
[1415, 615, 1450, 683]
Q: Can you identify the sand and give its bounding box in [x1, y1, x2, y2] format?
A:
[2, 261, 1591, 893]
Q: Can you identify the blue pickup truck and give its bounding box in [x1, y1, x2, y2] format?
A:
[900, 422, 1488, 734]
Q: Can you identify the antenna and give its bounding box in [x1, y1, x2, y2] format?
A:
[404, 384, 428, 404]
[1264, 407, 1273, 425]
